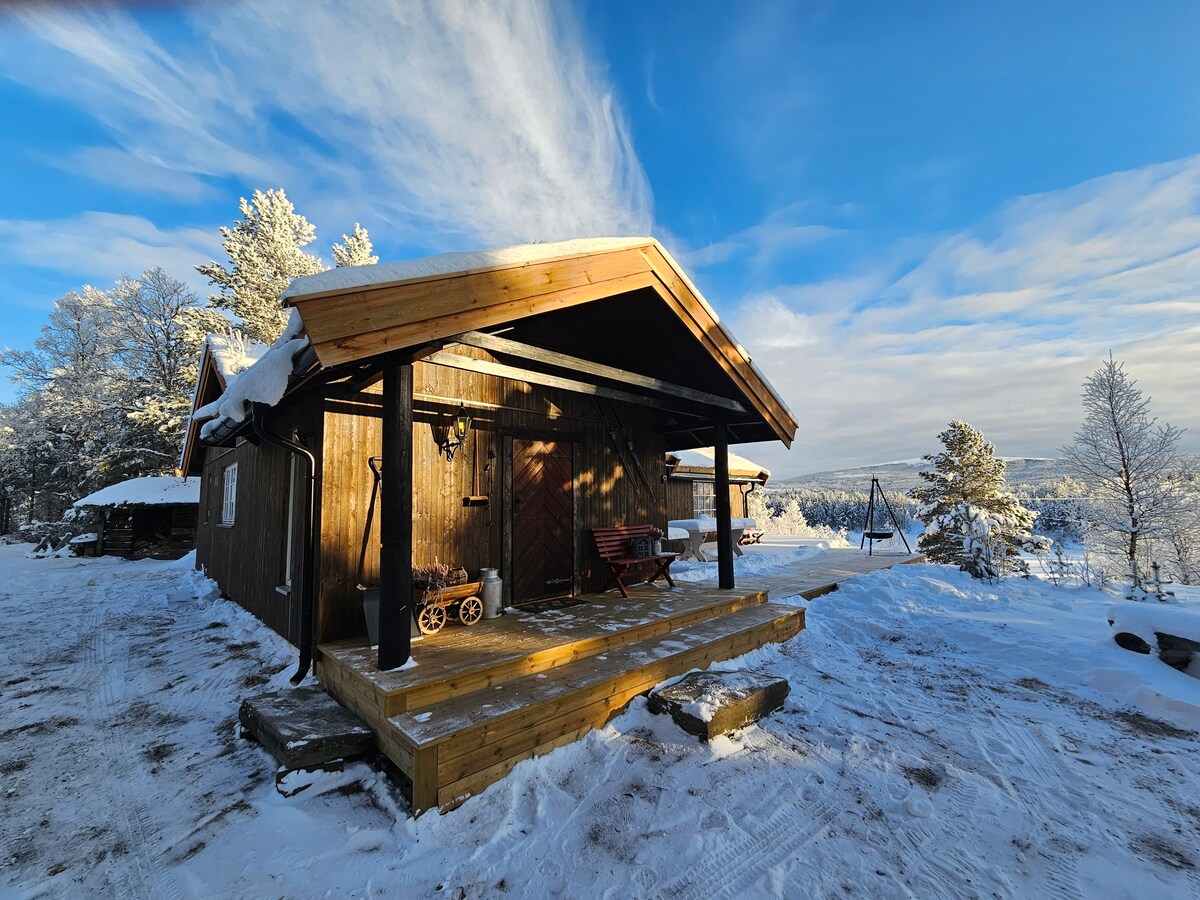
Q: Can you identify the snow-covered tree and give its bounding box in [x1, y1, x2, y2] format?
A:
[1062, 357, 1195, 583]
[0, 286, 128, 517]
[110, 268, 209, 471]
[196, 188, 326, 344]
[332, 223, 379, 267]
[914, 420, 1046, 577]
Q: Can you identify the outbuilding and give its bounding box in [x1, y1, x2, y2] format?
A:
[73, 476, 201, 559]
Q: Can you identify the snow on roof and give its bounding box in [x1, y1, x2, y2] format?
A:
[205, 333, 269, 383]
[194, 309, 310, 439]
[74, 476, 200, 508]
[668, 447, 771, 478]
[282, 237, 653, 300]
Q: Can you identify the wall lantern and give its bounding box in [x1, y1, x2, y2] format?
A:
[437, 403, 473, 461]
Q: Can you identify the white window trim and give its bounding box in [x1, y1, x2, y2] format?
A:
[221, 462, 238, 526]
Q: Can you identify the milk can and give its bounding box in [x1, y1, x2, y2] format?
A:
[480, 568, 503, 618]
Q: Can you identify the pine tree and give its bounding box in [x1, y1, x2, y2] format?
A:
[196, 188, 326, 344]
[1062, 357, 1194, 584]
[332, 223, 379, 267]
[914, 420, 1045, 579]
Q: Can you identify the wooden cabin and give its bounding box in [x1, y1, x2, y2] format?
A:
[665, 446, 771, 521]
[72, 476, 200, 559]
[183, 237, 800, 811]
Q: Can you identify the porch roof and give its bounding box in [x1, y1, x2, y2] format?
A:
[282, 238, 797, 450]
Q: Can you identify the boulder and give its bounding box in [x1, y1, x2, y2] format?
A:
[1113, 632, 1152, 654]
[1155, 632, 1200, 672]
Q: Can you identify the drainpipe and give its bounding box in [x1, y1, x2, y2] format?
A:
[252, 403, 317, 685]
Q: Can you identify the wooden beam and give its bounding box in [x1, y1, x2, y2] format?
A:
[449, 330, 747, 414]
[422, 349, 690, 413]
[379, 363, 414, 670]
[298, 249, 655, 358]
[638, 245, 797, 447]
[714, 423, 735, 590]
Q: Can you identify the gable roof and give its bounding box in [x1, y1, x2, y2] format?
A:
[284, 237, 797, 447]
[75, 476, 201, 508]
[179, 335, 270, 475]
[666, 447, 771, 483]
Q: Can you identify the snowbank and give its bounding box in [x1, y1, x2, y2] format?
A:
[74, 476, 200, 508]
[1109, 599, 1200, 647]
[5, 545, 1200, 896]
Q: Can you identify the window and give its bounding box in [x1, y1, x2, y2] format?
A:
[692, 481, 716, 518]
[221, 462, 238, 525]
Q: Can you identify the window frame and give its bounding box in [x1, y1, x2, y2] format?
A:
[692, 480, 717, 518]
[220, 462, 238, 526]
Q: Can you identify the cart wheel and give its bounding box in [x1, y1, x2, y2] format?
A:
[458, 596, 483, 626]
[418, 604, 446, 634]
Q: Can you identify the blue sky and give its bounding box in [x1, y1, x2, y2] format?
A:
[2, 1, 1199, 477]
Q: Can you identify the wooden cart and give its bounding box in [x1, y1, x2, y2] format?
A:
[415, 580, 485, 635]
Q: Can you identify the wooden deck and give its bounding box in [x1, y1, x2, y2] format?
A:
[315, 549, 921, 814]
[740, 548, 926, 601]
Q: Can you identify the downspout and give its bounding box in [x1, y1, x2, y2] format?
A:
[252, 403, 317, 685]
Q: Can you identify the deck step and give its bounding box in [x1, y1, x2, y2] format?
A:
[320, 586, 771, 718]
[383, 602, 805, 812]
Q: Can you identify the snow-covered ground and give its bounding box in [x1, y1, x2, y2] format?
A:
[3, 542, 1199, 898]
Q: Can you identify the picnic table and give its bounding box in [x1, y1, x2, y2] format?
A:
[667, 516, 757, 562]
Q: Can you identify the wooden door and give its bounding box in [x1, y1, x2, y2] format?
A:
[511, 438, 574, 602]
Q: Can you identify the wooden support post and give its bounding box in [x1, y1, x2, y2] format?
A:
[714, 422, 735, 590]
[379, 363, 414, 670]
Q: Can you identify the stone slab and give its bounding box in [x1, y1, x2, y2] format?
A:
[239, 686, 374, 771]
[648, 669, 790, 740]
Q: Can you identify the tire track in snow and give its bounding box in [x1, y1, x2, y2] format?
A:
[653, 788, 842, 899]
[95, 607, 188, 900]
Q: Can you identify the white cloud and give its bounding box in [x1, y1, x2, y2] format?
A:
[2, 0, 651, 248]
[683, 203, 842, 273]
[0, 212, 219, 295]
[734, 157, 1200, 477]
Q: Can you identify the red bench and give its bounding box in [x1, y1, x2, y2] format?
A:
[592, 525, 678, 599]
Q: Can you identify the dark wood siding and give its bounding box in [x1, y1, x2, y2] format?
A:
[313, 351, 670, 644]
[195, 401, 319, 646]
[197, 348, 681, 646]
[666, 480, 751, 521]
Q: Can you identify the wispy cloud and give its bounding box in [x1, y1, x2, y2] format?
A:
[684, 203, 843, 273]
[2, 0, 651, 248]
[735, 156, 1200, 475]
[0, 212, 219, 296]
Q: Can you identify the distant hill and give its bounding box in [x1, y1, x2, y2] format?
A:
[777, 458, 1070, 495]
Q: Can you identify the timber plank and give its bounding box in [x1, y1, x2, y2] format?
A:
[294, 246, 653, 335]
[639, 244, 796, 442]
[398, 604, 802, 758]
[437, 722, 596, 813]
[426, 606, 804, 804]
[322, 586, 770, 716]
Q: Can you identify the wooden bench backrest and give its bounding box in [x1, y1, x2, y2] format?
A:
[592, 525, 656, 561]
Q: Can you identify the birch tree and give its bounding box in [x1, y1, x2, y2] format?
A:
[1062, 357, 1192, 581]
[111, 268, 208, 470]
